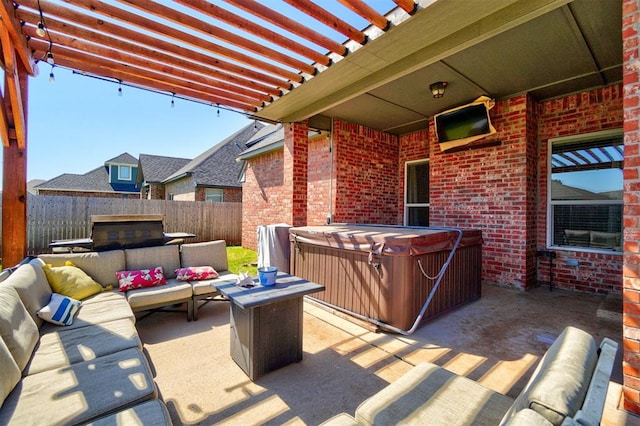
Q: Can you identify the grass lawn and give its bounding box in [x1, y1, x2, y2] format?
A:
[226, 246, 258, 276]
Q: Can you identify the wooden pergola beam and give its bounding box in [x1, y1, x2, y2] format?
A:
[174, 0, 331, 67]
[224, 0, 348, 56]
[338, 0, 390, 31]
[20, 0, 291, 91]
[283, 0, 367, 45]
[34, 47, 257, 112]
[61, 0, 304, 83]
[393, 0, 417, 15]
[18, 8, 282, 97]
[26, 27, 274, 106]
[0, 0, 35, 74]
[0, 21, 26, 149]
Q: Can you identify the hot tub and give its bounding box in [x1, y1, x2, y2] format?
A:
[289, 224, 483, 333]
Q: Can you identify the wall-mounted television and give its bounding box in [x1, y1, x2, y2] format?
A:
[434, 102, 493, 143]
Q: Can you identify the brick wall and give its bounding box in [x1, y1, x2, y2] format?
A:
[242, 149, 288, 250]
[307, 133, 333, 225]
[538, 85, 624, 293]
[623, 0, 640, 413]
[398, 88, 622, 292]
[36, 190, 139, 199]
[332, 118, 399, 223]
[428, 95, 536, 289]
[146, 183, 164, 200]
[194, 186, 242, 202]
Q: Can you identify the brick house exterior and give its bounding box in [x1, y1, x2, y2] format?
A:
[241, 82, 635, 406]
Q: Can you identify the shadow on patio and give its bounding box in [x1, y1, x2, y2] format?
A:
[134, 284, 629, 426]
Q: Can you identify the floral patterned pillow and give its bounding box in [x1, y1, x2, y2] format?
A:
[175, 266, 219, 281]
[116, 266, 166, 292]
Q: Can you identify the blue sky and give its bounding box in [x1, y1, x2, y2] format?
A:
[2, 0, 395, 184]
[22, 67, 252, 183]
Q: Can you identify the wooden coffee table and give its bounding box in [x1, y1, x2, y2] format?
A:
[213, 272, 324, 380]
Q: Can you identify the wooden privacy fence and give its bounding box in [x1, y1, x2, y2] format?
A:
[1, 195, 242, 256]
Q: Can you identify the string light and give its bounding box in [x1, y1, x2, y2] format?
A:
[69, 69, 265, 123]
[46, 49, 54, 65]
[36, 21, 45, 37]
[170, 92, 175, 108]
[216, 103, 220, 117]
[48, 65, 55, 83]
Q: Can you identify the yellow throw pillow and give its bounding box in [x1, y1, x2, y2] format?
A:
[43, 261, 105, 300]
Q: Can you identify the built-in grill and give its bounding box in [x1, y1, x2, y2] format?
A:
[49, 214, 195, 252]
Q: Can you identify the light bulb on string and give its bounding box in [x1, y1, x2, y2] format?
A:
[48, 66, 55, 83]
[216, 103, 220, 117]
[46, 50, 54, 65]
[170, 93, 175, 108]
[118, 80, 123, 97]
[36, 21, 45, 37]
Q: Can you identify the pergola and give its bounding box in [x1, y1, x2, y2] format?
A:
[0, 0, 415, 267]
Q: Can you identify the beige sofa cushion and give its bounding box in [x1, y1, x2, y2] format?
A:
[0, 337, 21, 408]
[181, 240, 228, 272]
[25, 318, 141, 375]
[0, 347, 157, 425]
[0, 286, 39, 372]
[505, 408, 554, 425]
[39, 293, 135, 334]
[39, 250, 126, 288]
[191, 270, 235, 296]
[2, 258, 52, 327]
[86, 399, 173, 425]
[356, 362, 513, 426]
[125, 245, 181, 279]
[126, 279, 192, 310]
[499, 326, 598, 426]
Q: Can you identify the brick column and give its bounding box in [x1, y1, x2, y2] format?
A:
[284, 121, 308, 226]
[623, 0, 640, 414]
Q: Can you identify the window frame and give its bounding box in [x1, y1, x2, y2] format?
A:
[205, 188, 224, 202]
[404, 159, 429, 226]
[118, 165, 132, 181]
[546, 128, 623, 254]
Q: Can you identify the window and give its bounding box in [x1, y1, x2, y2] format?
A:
[118, 165, 132, 181]
[404, 160, 429, 226]
[206, 188, 224, 202]
[548, 130, 623, 252]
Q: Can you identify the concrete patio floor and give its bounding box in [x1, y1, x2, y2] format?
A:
[135, 283, 635, 425]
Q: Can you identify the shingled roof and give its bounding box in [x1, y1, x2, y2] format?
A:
[137, 154, 192, 185]
[105, 152, 138, 165]
[164, 122, 264, 187]
[35, 152, 139, 194]
[34, 165, 138, 193]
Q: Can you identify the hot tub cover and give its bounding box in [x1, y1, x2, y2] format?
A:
[289, 224, 482, 257]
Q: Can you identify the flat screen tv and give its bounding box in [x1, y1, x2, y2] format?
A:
[434, 103, 492, 143]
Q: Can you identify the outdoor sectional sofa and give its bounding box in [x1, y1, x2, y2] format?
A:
[0, 240, 234, 425]
[322, 326, 618, 426]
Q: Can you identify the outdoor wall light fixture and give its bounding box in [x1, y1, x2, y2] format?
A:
[429, 81, 448, 98]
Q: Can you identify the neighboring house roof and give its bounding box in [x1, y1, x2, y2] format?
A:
[35, 152, 139, 194]
[27, 179, 45, 194]
[237, 124, 284, 160]
[164, 122, 264, 187]
[137, 154, 191, 185]
[106, 152, 138, 165]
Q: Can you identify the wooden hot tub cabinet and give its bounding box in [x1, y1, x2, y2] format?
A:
[289, 224, 483, 332]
